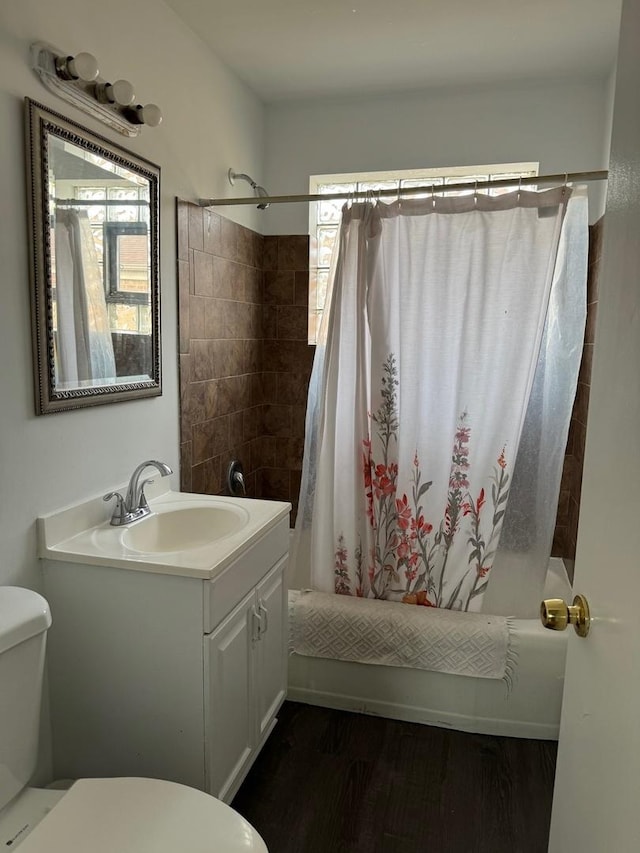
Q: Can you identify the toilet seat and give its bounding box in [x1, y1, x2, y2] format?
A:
[17, 777, 268, 852]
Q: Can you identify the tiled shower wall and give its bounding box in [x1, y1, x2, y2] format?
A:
[261, 236, 314, 523]
[177, 201, 265, 498]
[178, 200, 600, 547]
[177, 201, 313, 523]
[552, 218, 603, 579]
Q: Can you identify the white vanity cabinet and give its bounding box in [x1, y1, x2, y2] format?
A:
[206, 557, 287, 800]
[42, 501, 290, 805]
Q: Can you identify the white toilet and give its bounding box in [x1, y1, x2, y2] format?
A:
[0, 587, 268, 852]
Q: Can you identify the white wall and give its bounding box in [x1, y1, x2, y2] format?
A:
[0, 0, 264, 593]
[263, 76, 614, 234]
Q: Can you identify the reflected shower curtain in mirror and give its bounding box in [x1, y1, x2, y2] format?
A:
[54, 209, 116, 387]
[293, 188, 587, 613]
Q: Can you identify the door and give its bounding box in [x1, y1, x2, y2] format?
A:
[548, 2, 640, 849]
[205, 589, 255, 802]
[255, 556, 288, 741]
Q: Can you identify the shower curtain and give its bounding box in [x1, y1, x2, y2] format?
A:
[293, 187, 588, 615]
[55, 209, 116, 387]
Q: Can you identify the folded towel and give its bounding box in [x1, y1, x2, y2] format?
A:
[289, 590, 515, 683]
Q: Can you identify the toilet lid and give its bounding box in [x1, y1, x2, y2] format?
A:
[17, 778, 268, 853]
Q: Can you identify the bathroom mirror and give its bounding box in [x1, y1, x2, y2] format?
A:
[25, 98, 161, 414]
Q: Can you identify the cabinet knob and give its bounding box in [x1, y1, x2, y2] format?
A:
[258, 600, 268, 635]
[251, 605, 261, 642]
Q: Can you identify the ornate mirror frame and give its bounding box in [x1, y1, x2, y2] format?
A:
[25, 98, 161, 414]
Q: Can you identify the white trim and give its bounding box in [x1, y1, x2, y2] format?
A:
[287, 684, 560, 740]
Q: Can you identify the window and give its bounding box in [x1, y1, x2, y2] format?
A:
[74, 183, 151, 335]
[308, 162, 539, 344]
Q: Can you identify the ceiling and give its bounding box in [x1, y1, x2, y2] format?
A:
[166, 0, 622, 102]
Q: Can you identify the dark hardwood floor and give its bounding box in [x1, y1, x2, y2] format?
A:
[232, 702, 557, 853]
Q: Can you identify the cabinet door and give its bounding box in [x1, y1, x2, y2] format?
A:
[254, 556, 288, 741]
[204, 588, 257, 801]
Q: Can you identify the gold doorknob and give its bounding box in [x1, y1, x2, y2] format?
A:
[540, 594, 591, 637]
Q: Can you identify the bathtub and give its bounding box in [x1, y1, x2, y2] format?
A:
[287, 557, 570, 740]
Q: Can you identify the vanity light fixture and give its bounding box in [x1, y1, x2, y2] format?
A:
[31, 42, 162, 137]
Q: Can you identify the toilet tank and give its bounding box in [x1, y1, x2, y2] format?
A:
[0, 588, 51, 812]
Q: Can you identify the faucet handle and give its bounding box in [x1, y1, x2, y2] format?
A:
[104, 491, 127, 525]
[138, 477, 155, 510]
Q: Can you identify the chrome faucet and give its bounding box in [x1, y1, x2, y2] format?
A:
[104, 460, 173, 526]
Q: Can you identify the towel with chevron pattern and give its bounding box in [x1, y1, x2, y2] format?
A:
[289, 590, 516, 682]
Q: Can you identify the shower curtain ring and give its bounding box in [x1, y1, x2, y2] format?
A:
[517, 176, 522, 201]
[474, 179, 478, 204]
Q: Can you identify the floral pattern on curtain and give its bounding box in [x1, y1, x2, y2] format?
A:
[334, 354, 512, 611]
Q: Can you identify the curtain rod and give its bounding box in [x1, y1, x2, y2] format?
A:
[198, 169, 608, 208]
[54, 198, 149, 206]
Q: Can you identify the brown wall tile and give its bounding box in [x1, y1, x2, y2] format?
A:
[202, 209, 221, 255]
[193, 251, 214, 297]
[295, 271, 310, 307]
[264, 271, 295, 305]
[188, 205, 204, 252]
[277, 305, 308, 340]
[578, 343, 594, 386]
[277, 372, 310, 406]
[263, 236, 278, 271]
[213, 257, 239, 300]
[585, 300, 598, 344]
[191, 339, 215, 382]
[278, 235, 309, 271]
[237, 225, 254, 266]
[263, 404, 292, 437]
[188, 382, 206, 426]
[553, 219, 602, 561]
[244, 339, 263, 374]
[261, 467, 291, 501]
[180, 442, 192, 492]
[263, 339, 314, 373]
[244, 268, 263, 304]
[192, 457, 222, 495]
[179, 269, 190, 354]
[220, 217, 239, 261]
[190, 296, 206, 340]
[177, 201, 189, 261]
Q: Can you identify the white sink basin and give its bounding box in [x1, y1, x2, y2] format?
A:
[122, 505, 250, 553]
[39, 487, 291, 579]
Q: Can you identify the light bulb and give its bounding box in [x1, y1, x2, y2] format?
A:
[126, 103, 163, 127]
[140, 103, 162, 127]
[55, 51, 99, 82]
[95, 79, 135, 106]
